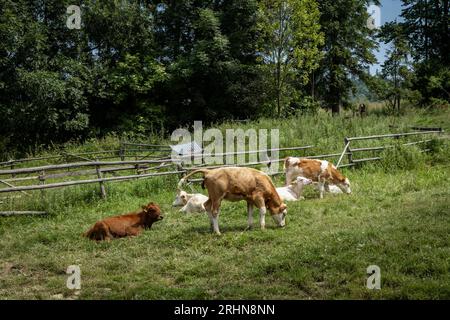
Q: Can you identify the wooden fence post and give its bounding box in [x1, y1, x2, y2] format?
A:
[39, 170, 46, 201]
[345, 137, 354, 168]
[119, 142, 125, 161]
[95, 160, 107, 199]
[336, 140, 351, 168]
[10, 161, 15, 178]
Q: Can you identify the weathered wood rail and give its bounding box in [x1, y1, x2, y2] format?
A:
[0, 141, 172, 168]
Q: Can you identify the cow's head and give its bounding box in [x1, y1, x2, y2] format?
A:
[142, 202, 163, 227]
[270, 203, 287, 227]
[337, 177, 352, 194]
[295, 176, 312, 186]
[172, 190, 188, 207]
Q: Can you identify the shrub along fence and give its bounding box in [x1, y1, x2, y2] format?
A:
[0, 128, 445, 215]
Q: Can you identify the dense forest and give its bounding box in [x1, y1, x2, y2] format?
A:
[0, 0, 449, 152]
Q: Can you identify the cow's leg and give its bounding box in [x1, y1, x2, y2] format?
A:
[246, 202, 254, 230]
[211, 199, 222, 235]
[254, 196, 266, 230]
[204, 199, 214, 232]
[211, 210, 220, 235]
[125, 226, 143, 237]
[318, 180, 325, 199]
[179, 204, 188, 213]
[259, 207, 266, 230]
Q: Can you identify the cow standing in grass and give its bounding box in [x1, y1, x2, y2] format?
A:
[178, 167, 287, 235]
[284, 157, 351, 199]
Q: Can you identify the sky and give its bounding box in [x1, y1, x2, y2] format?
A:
[370, 0, 404, 74]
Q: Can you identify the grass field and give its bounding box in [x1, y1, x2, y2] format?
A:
[0, 107, 449, 299]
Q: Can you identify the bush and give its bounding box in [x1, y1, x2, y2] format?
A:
[379, 144, 426, 172]
[287, 95, 321, 116]
[425, 138, 450, 165]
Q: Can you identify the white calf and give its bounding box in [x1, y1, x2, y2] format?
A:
[276, 176, 313, 201]
[172, 190, 208, 214]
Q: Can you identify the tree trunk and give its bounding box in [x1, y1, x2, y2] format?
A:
[277, 92, 281, 117]
[331, 103, 340, 115]
[276, 52, 282, 117]
[331, 90, 340, 115]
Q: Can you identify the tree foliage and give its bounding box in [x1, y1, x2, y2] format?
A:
[314, 0, 379, 114]
[0, 0, 448, 154]
[257, 0, 324, 116]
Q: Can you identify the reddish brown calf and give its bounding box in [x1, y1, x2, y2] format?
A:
[84, 202, 163, 241]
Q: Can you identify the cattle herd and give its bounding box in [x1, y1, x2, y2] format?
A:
[84, 157, 352, 239]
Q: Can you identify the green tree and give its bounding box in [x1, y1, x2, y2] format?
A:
[154, 1, 268, 124]
[257, 0, 324, 116]
[378, 22, 412, 113]
[315, 0, 378, 115]
[400, 0, 450, 104]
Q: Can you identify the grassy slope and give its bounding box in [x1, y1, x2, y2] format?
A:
[0, 108, 449, 299]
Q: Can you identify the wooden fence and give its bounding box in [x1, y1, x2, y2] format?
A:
[0, 145, 314, 199]
[0, 128, 445, 213]
[336, 130, 444, 168]
[0, 141, 173, 169]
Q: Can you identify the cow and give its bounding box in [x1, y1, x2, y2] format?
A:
[322, 184, 344, 194]
[84, 202, 163, 241]
[276, 176, 313, 201]
[284, 157, 351, 199]
[178, 167, 287, 235]
[172, 190, 208, 214]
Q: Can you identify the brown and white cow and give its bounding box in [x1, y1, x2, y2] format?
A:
[178, 167, 287, 235]
[284, 157, 351, 199]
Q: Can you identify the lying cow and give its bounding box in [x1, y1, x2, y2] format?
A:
[276, 176, 313, 201]
[323, 184, 344, 194]
[284, 157, 351, 199]
[84, 202, 163, 241]
[178, 167, 287, 235]
[172, 190, 208, 213]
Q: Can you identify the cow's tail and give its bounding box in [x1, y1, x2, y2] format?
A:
[177, 169, 210, 190]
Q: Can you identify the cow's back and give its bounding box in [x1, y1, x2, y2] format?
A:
[204, 167, 277, 196]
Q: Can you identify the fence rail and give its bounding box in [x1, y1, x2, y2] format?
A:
[0, 141, 172, 168]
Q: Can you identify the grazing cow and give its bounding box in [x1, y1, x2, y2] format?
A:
[276, 176, 313, 201]
[178, 167, 287, 235]
[172, 190, 208, 214]
[284, 157, 351, 199]
[84, 202, 163, 241]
